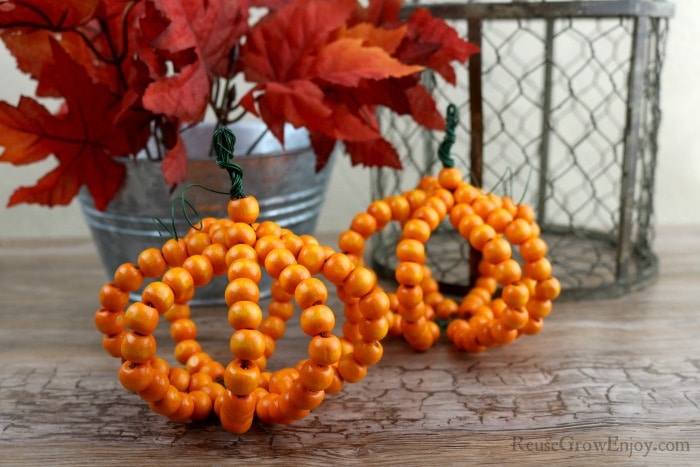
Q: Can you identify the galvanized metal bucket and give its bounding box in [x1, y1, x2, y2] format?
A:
[80, 122, 333, 305]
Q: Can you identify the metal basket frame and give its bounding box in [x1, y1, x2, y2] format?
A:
[371, 0, 674, 300]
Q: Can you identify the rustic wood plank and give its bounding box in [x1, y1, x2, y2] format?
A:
[0, 228, 698, 464]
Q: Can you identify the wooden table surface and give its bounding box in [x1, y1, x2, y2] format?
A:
[1, 228, 699, 466]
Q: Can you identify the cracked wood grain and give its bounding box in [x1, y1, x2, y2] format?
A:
[0, 229, 699, 464]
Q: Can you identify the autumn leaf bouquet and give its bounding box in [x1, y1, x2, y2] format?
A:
[0, 0, 477, 211]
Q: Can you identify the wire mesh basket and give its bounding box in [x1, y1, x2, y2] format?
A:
[371, 0, 674, 300]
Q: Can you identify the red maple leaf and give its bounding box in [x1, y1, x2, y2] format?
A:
[398, 8, 479, 85]
[0, 0, 99, 29]
[240, 0, 423, 167]
[141, 0, 249, 122]
[0, 40, 150, 210]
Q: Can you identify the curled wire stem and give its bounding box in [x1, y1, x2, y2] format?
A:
[213, 127, 245, 199]
[152, 126, 245, 240]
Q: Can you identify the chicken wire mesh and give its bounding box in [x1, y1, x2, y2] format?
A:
[370, 0, 674, 300]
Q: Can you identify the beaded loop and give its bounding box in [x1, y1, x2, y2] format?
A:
[336, 166, 560, 353]
[95, 195, 393, 433]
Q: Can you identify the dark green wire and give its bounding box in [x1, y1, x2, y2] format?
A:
[213, 127, 245, 199]
[437, 104, 458, 168]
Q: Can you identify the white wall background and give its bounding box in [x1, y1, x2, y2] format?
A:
[1, 0, 698, 239]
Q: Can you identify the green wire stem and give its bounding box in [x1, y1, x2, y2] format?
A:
[437, 104, 458, 169]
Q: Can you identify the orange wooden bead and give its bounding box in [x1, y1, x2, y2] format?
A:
[469, 223, 497, 251]
[352, 340, 384, 366]
[454, 183, 479, 204]
[278, 264, 312, 295]
[259, 316, 286, 341]
[174, 339, 202, 365]
[395, 261, 424, 286]
[486, 208, 514, 233]
[189, 390, 214, 421]
[521, 317, 544, 335]
[118, 361, 154, 392]
[338, 229, 365, 255]
[227, 258, 262, 283]
[169, 367, 191, 392]
[322, 253, 354, 286]
[163, 303, 191, 323]
[141, 281, 175, 315]
[504, 218, 533, 245]
[182, 254, 214, 287]
[535, 277, 561, 301]
[404, 189, 427, 211]
[398, 302, 426, 323]
[138, 247, 168, 278]
[124, 302, 159, 335]
[224, 359, 261, 396]
[225, 277, 260, 306]
[225, 223, 257, 249]
[482, 237, 512, 264]
[162, 267, 195, 304]
[161, 238, 188, 267]
[148, 385, 182, 417]
[185, 231, 211, 256]
[337, 354, 367, 383]
[255, 220, 282, 239]
[229, 329, 266, 361]
[170, 394, 196, 422]
[524, 257, 553, 281]
[520, 237, 548, 262]
[367, 200, 392, 229]
[501, 282, 530, 309]
[121, 331, 156, 363]
[457, 213, 484, 239]
[200, 361, 226, 381]
[150, 356, 170, 374]
[99, 283, 129, 312]
[264, 247, 297, 279]
[387, 195, 411, 222]
[300, 305, 335, 336]
[268, 300, 294, 321]
[185, 352, 213, 374]
[188, 372, 213, 392]
[500, 306, 530, 330]
[358, 316, 389, 342]
[228, 196, 260, 224]
[297, 244, 329, 275]
[527, 298, 553, 319]
[350, 212, 378, 237]
[413, 205, 441, 230]
[358, 290, 391, 320]
[289, 380, 325, 410]
[227, 300, 263, 330]
[113, 262, 144, 292]
[281, 232, 304, 257]
[343, 267, 376, 298]
[294, 277, 328, 309]
[489, 320, 518, 345]
[102, 331, 125, 358]
[254, 234, 285, 264]
[297, 361, 334, 392]
[396, 239, 425, 264]
[402, 218, 431, 243]
[493, 259, 523, 285]
[308, 334, 342, 366]
[94, 308, 125, 336]
[438, 167, 463, 190]
[170, 318, 197, 342]
[449, 203, 475, 229]
[138, 369, 170, 402]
